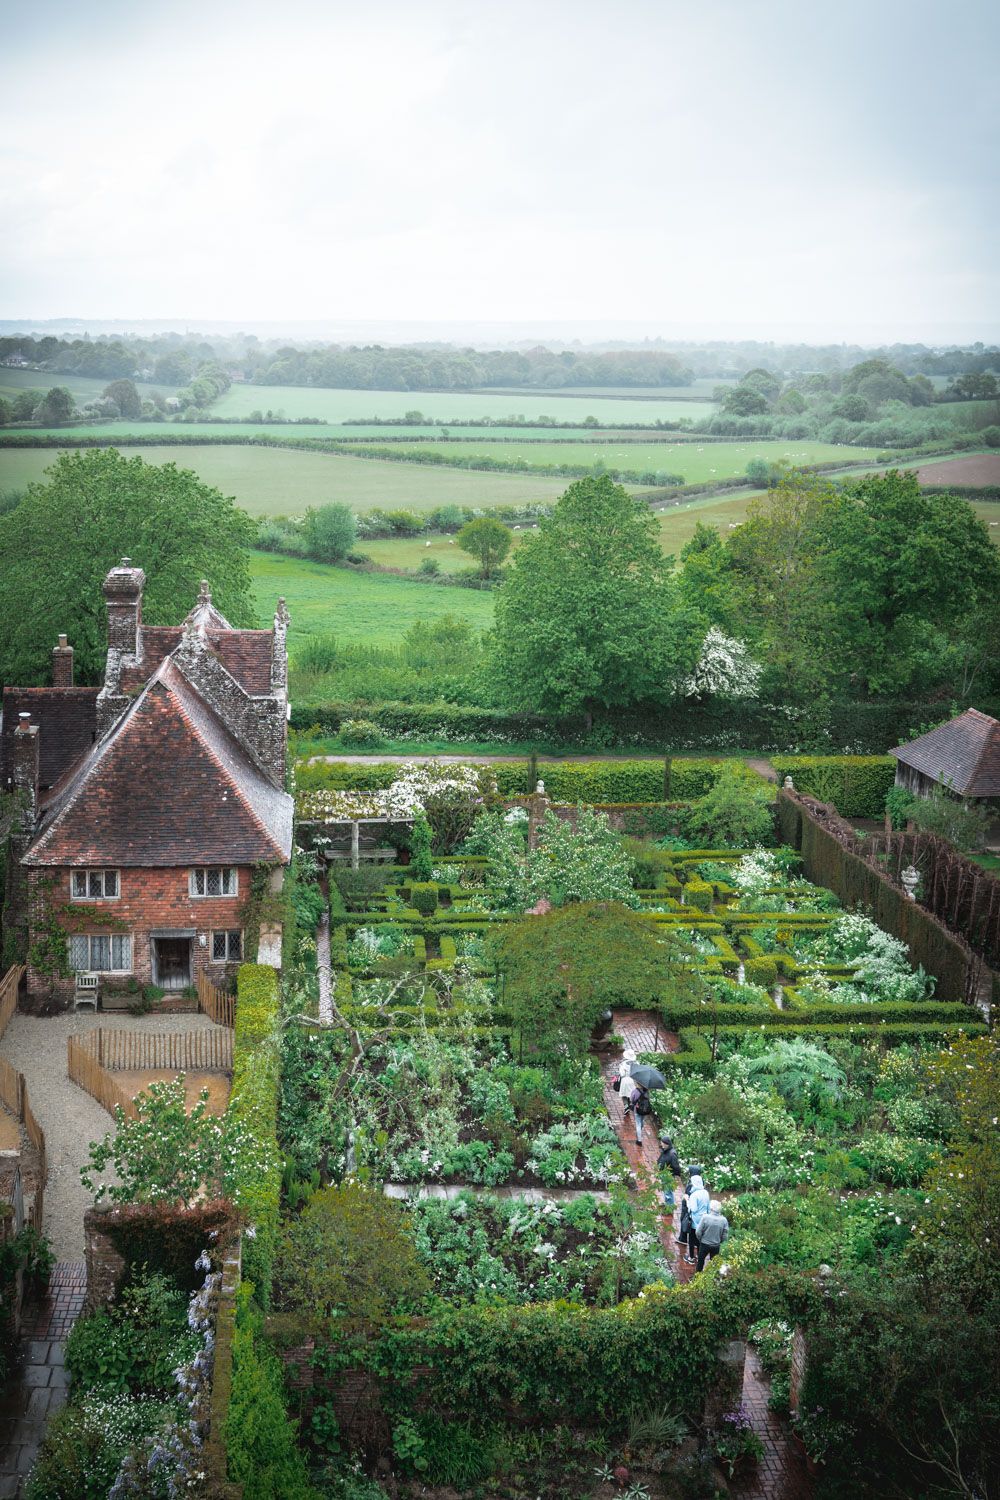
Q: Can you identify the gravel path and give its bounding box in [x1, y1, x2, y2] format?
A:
[0, 1011, 216, 1261]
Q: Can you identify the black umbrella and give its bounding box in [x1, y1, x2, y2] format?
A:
[628, 1064, 667, 1090]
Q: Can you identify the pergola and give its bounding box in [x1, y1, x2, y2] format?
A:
[316, 814, 416, 869]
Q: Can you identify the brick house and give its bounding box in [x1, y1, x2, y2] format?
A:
[1, 560, 293, 1009]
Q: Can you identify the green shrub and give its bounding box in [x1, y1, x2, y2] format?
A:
[408, 816, 434, 881]
[65, 1271, 198, 1395]
[25, 1392, 176, 1500]
[229, 965, 282, 1307]
[338, 718, 385, 748]
[684, 878, 714, 912]
[226, 1286, 318, 1499]
[409, 882, 438, 916]
[683, 764, 776, 847]
[744, 956, 779, 989]
[771, 756, 895, 819]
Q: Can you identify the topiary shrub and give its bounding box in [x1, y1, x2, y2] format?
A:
[410, 882, 439, 917]
[684, 878, 713, 912]
[744, 956, 778, 989]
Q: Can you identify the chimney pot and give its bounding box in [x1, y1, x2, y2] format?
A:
[53, 634, 75, 686]
[121, 556, 131, 566]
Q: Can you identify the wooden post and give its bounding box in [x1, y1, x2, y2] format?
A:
[351, 820, 360, 871]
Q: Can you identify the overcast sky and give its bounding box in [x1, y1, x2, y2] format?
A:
[2, 0, 997, 343]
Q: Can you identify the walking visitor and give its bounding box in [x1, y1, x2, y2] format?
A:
[656, 1135, 683, 1208]
[695, 1199, 730, 1272]
[682, 1173, 710, 1264]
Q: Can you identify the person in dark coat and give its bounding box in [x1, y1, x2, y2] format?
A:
[656, 1135, 683, 1209]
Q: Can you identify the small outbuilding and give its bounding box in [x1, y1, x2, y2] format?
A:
[890, 708, 1000, 808]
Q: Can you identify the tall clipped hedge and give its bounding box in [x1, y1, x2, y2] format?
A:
[289, 696, 1000, 754]
[770, 756, 895, 818]
[229, 963, 282, 1307]
[778, 791, 978, 1004]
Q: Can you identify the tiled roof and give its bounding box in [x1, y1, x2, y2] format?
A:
[1, 688, 98, 790]
[24, 660, 293, 867]
[891, 709, 1000, 798]
[119, 627, 273, 695]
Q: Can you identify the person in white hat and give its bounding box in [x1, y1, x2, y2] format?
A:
[618, 1047, 637, 1127]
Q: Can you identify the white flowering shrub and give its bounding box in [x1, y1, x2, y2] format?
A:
[683, 628, 763, 701]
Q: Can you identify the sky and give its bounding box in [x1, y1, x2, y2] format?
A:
[2, 0, 998, 344]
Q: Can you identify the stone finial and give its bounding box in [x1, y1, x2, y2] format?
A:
[783, 775, 795, 790]
[535, 779, 545, 795]
[901, 864, 920, 900]
[275, 596, 290, 626]
[198, 579, 212, 605]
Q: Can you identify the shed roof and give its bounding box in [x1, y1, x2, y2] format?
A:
[891, 709, 1000, 798]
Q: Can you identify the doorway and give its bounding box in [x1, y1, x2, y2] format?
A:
[153, 937, 192, 990]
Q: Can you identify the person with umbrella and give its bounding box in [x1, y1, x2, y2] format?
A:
[624, 1064, 666, 1148]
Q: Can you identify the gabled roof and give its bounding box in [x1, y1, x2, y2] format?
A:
[118, 627, 273, 696]
[891, 709, 1000, 798]
[1, 687, 99, 790]
[24, 660, 293, 867]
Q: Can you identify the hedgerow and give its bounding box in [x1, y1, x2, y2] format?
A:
[228, 964, 282, 1307]
[770, 756, 896, 818]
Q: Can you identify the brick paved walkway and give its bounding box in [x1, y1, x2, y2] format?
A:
[0, 1262, 86, 1498]
[730, 1347, 814, 1500]
[603, 1012, 813, 1500]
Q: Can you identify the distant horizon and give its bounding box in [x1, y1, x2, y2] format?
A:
[3, 317, 999, 351]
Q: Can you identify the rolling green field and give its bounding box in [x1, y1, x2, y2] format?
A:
[211, 383, 717, 426]
[0, 368, 177, 402]
[352, 438, 879, 483]
[0, 444, 583, 515]
[250, 549, 495, 646]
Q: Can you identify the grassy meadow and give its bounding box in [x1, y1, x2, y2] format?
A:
[353, 437, 880, 483]
[211, 383, 717, 426]
[250, 549, 495, 647]
[0, 368, 178, 402]
[0, 444, 584, 516]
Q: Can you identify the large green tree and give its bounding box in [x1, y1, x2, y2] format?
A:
[0, 448, 257, 686]
[492, 900, 701, 1060]
[491, 475, 700, 722]
[457, 515, 512, 578]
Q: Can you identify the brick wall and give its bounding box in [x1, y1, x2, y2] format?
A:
[26, 865, 251, 1008]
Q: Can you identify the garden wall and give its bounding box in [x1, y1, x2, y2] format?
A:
[777, 790, 991, 1006]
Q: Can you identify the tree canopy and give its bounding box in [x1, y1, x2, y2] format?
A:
[457, 515, 512, 578]
[492, 900, 699, 1060]
[0, 448, 257, 686]
[491, 474, 701, 721]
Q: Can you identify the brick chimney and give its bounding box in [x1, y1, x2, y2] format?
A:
[270, 597, 290, 698]
[52, 634, 74, 687]
[102, 557, 146, 660]
[13, 713, 40, 835]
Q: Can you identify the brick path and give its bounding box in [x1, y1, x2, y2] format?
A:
[730, 1347, 813, 1500]
[602, 1012, 812, 1500]
[0, 1262, 86, 1497]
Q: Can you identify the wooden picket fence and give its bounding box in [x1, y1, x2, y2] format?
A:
[0, 964, 24, 1042]
[196, 971, 236, 1029]
[67, 1035, 140, 1120]
[68, 1027, 234, 1123]
[0, 971, 47, 1232]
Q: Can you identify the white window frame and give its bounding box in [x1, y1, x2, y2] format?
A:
[189, 868, 238, 898]
[67, 932, 133, 973]
[210, 929, 243, 962]
[70, 869, 120, 901]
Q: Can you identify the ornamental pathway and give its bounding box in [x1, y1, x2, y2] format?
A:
[0, 1263, 85, 1498]
[602, 1010, 813, 1500]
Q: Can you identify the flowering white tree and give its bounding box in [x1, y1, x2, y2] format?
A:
[683, 628, 763, 701]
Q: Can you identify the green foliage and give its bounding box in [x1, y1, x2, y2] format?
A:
[906, 786, 991, 852]
[277, 1182, 429, 1323]
[771, 756, 896, 818]
[65, 1271, 198, 1395]
[226, 1286, 319, 1499]
[744, 956, 778, 989]
[24, 1391, 177, 1500]
[683, 876, 714, 912]
[884, 783, 915, 830]
[493, 900, 696, 1061]
[408, 816, 434, 881]
[0, 448, 257, 684]
[392, 1414, 493, 1485]
[409, 881, 438, 917]
[337, 718, 385, 748]
[303, 502, 357, 563]
[80, 1077, 243, 1208]
[744, 1038, 846, 1105]
[683, 765, 775, 847]
[456, 515, 512, 578]
[228, 964, 282, 1306]
[465, 805, 639, 911]
[491, 474, 702, 718]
